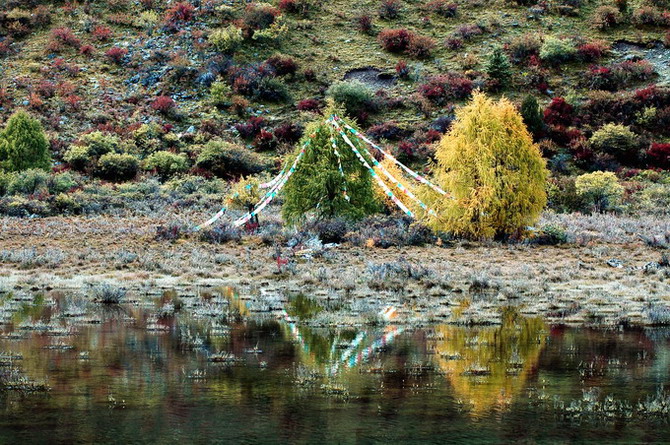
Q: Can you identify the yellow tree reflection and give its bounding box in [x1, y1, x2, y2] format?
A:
[429, 311, 547, 416]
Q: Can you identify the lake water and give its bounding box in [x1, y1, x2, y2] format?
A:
[1, 289, 669, 443]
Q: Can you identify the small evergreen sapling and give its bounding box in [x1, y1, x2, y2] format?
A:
[485, 46, 512, 89]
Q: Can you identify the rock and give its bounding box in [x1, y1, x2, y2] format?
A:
[607, 259, 624, 268]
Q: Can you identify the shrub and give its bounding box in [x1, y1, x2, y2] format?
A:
[543, 97, 573, 126]
[77, 131, 122, 158]
[345, 215, 434, 247]
[303, 218, 349, 243]
[210, 81, 232, 107]
[95, 153, 139, 182]
[51, 27, 81, 48]
[297, 98, 323, 112]
[235, 117, 265, 139]
[282, 107, 381, 224]
[256, 77, 291, 102]
[326, 81, 376, 117]
[539, 36, 576, 65]
[165, 2, 196, 24]
[632, 6, 668, 26]
[507, 33, 541, 63]
[378, 28, 413, 52]
[422, 92, 548, 239]
[195, 140, 267, 177]
[265, 54, 298, 76]
[242, 2, 280, 35]
[356, 15, 374, 34]
[425, 0, 458, 18]
[63, 145, 91, 171]
[577, 40, 610, 61]
[647, 143, 670, 169]
[199, 224, 242, 244]
[49, 171, 78, 194]
[584, 60, 655, 91]
[274, 122, 304, 144]
[454, 24, 483, 40]
[589, 123, 640, 162]
[209, 25, 243, 54]
[92, 283, 126, 304]
[91, 25, 112, 41]
[378, 0, 402, 20]
[529, 225, 568, 245]
[6, 168, 49, 195]
[143, 151, 189, 179]
[105, 46, 128, 64]
[575, 171, 623, 212]
[417, 73, 473, 105]
[0, 110, 50, 172]
[592, 5, 623, 30]
[79, 44, 95, 56]
[151, 95, 176, 114]
[254, 129, 277, 151]
[407, 34, 436, 59]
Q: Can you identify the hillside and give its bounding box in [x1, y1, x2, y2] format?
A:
[0, 0, 668, 223]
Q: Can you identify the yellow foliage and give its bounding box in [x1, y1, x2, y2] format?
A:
[422, 92, 548, 239]
[229, 176, 262, 210]
[372, 157, 427, 216]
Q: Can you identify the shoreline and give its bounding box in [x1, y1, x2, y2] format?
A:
[1, 215, 669, 329]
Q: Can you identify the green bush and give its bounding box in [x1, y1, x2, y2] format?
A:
[133, 124, 163, 155]
[49, 171, 78, 194]
[95, 153, 139, 182]
[195, 140, 267, 177]
[589, 123, 640, 160]
[0, 171, 13, 196]
[326, 81, 376, 117]
[0, 110, 50, 172]
[142, 151, 189, 179]
[63, 145, 91, 171]
[575, 171, 623, 213]
[539, 37, 576, 65]
[530, 224, 569, 245]
[209, 25, 243, 53]
[210, 81, 232, 107]
[547, 176, 584, 213]
[163, 175, 226, 195]
[77, 131, 122, 157]
[256, 77, 291, 103]
[7, 168, 49, 195]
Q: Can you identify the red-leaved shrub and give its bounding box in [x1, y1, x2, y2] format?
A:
[543, 97, 574, 127]
[151, 95, 176, 114]
[378, 28, 412, 52]
[105, 47, 128, 64]
[297, 98, 323, 112]
[647, 143, 670, 169]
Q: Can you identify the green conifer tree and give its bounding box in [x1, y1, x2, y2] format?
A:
[520, 95, 544, 140]
[422, 92, 548, 239]
[282, 104, 381, 224]
[0, 110, 50, 172]
[485, 46, 512, 90]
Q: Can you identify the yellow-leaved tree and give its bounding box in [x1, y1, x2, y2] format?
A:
[423, 92, 548, 239]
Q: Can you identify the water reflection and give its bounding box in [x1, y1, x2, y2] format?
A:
[0, 288, 669, 443]
[428, 313, 547, 415]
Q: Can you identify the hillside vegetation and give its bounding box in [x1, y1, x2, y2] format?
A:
[0, 0, 669, 236]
